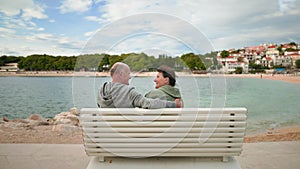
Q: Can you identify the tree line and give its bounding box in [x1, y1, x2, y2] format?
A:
[0, 52, 218, 72]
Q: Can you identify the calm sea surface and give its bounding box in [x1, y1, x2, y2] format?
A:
[0, 76, 300, 134]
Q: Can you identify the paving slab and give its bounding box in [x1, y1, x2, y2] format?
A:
[0, 144, 90, 169]
[0, 141, 299, 169]
[237, 141, 300, 169]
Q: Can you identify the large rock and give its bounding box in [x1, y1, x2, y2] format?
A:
[69, 107, 78, 115]
[52, 124, 80, 132]
[26, 114, 52, 126]
[53, 108, 79, 126]
[28, 114, 43, 121]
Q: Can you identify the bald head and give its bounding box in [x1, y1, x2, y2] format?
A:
[110, 62, 131, 85]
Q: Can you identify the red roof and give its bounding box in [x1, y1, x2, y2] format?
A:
[268, 45, 276, 48]
[266, 57, 272, 61]
[282, 44, 291, 48]
[227, 61, 237, 64]
[287, 54, 300, 57]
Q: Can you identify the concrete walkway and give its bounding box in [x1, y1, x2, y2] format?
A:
[0, 141, 299, 169]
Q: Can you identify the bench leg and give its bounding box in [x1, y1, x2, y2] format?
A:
[98, 156, 104, 162]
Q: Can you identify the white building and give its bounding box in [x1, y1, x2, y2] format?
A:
[0, 63, 19, 71]
[218, 56, 248, 73]
[266, 46, 279, 65]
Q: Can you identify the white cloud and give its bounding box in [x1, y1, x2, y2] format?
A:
[278, 0, 300, 13]
[108, 34, 190, 57]
[59, 0, 93, 13]
[22, 5, 47, 21]
[38, 27, 45, 31]
[85, 15, 107, 23]
[0, 0, 47, 20]
[92, 0, 299, 52]
[0, 31, 83, 56]
[84, 31, 96, 37]
[0, 27, 15, 33]
[1, 0, 300, 56]
[83, 13, 213, 56]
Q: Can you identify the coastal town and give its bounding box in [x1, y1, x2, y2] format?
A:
[216, 42, 300, 74]
[0, 42, 300, 76]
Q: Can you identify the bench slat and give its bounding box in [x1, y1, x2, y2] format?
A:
[83, 132, 245, 138]
[80, 114, 246, 121]
[84, 142, 243, 148]
[83, 137, 244, 143]
[80, 108, 247, 115]
[82, 127, 246, 133]
[85, 147, 242, 153]
[86, 152, 241, 157]
[81, 121, 246, 127]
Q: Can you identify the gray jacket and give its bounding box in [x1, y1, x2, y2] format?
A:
[97, 82, 176, 108]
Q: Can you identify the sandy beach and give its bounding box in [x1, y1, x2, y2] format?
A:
[0, 121, 299, 144]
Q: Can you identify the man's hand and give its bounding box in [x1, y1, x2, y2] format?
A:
[175, 98, 183, 108]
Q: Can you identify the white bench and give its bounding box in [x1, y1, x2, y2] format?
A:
[80, 108, 247, 168]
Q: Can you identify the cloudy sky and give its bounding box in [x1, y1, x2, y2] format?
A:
[0, 0, 299, 57]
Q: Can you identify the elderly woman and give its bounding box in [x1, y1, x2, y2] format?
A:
[145, 65, 183, 104]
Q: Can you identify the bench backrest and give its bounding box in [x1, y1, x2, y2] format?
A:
[80, 108, 247, 160]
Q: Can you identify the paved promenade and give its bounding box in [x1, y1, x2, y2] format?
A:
[0, 141, 299, 169]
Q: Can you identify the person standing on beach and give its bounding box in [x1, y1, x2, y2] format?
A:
[145, 65, 183, 106]
[97, 62, 182, 108]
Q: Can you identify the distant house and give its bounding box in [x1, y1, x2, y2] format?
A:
[0, 63, 19, 72]
[224, 61, 248, 73]
[276, 55, 292, 68]
[282, 44, 297, 51]
[287, 54, 300, 67]
[284, 50, 300, 56]
[244, 45, 265, 53]
[266, 48, 279, 65]
[262, 57, 273, 68]
[217, 55, 248, 73]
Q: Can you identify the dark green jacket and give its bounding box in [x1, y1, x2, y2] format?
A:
[145, 85, 182, 101]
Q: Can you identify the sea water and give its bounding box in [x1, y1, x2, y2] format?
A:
[0, 76, 299, 134]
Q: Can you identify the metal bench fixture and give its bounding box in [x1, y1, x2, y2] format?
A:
[80, 107, 247, 164]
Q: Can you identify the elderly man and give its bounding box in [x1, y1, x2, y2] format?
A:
[145, 65, 182, 103]
[97, 62, 182, 108]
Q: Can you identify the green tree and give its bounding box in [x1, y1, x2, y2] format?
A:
[0, 55, 23, 66]
[18, 54, 76, 71]
[220, 50, 229, 58]
[277, 45, 284, 55]
[98, 54, 110, 71]
[285, 48, 297, 52]
[296, 60, 300, 69]
[122, 53, 154, 71]
[75, 54, 103, 71]
[181, 53, 206, 70]
[235, 67, 243, 74]
[248, 62, 266, 73]
[289, 42, 297, 46]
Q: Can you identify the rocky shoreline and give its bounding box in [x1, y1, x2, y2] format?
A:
[0, 108, 83, 144]
[1, 107, 300, 144]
